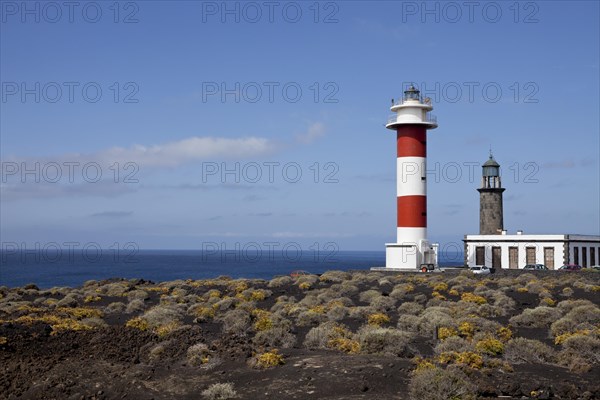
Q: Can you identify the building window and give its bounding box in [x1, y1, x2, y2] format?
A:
[574, 247, 579, 265]
[544, 247, 555, 270]
[591, 247, 596, 267]
[475, 246, 485, 265]
[492, 247, 501, 269]
[582, 247, 587, 268]
[509, 247, 518, 269]
[526, 247, 536, 265]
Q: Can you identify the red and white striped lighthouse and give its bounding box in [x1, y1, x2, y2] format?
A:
[384, 85, 438, 269]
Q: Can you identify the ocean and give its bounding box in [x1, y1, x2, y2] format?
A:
[0, 250, 464, 289]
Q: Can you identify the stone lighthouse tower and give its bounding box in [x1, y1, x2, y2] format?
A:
[477, 152, 505, 234]
[383, 85, 438, 270]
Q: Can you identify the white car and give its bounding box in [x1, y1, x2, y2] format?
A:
[470, 265, 491, 275]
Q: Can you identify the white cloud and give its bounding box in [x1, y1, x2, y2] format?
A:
[3, 136, 277, 170]
[90, 211, 133, 218]
[92, 136, 276, 167]
[295, 122, 326, 144]
[0, 181, 137, 201]
[541, 160, 576, 169]
[271, 231, 356, 238]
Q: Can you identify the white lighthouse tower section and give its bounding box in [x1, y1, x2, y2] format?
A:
[387, 98, 437, 128]
[396, 155, 427, 246]
[396, 157, 426, 197]
[382, 85, 439, 271]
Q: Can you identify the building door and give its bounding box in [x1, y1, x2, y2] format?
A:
[591, 248, 596, 267]
[582, 247, 587, 268]
[574, 247, 579, 265]
[544, 247, 554, 270]
[509, 247, 518, 269]
[492, 247, 501, 269]
[475, 246, 485, 265]
[526, 247, 536, 264]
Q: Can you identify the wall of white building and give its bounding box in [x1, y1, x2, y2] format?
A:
[464, 234, 600, 269]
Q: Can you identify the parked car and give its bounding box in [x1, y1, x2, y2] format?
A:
[590, 265, 600, 271]
[523, 264, 548, 270]
[290, 270, 311, 278]
[470, 265, 491, 275]
[419, 263, 436, 273]
[558, 264, 582, 271]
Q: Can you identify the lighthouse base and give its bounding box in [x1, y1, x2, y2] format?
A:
[382, 242, 439, 270]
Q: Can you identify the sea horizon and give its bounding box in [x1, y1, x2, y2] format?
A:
[0, 249, 464, 289]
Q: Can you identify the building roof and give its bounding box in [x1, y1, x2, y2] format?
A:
[483, 155, 500, 167]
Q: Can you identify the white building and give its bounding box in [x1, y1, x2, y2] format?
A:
[464, 233, 600, 269]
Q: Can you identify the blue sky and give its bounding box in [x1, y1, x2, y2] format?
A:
[1, 0, 599, 252]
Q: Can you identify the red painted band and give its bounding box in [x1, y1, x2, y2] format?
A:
[397, 195, 427, 227]
[397, 126, 426, 158]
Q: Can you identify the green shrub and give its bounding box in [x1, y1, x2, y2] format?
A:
[564, 305, 600, 325]
[252, 350, 285, 368]
[390, 283, 415, 300]
[125, 299, 146, 314]
[556, 299, 594, 313]
[304, 322, 338, 349]
[319, 270, 350, 283]
[358, 326, 416, 357]
[397, 314, 420, 333]
[212, 297, 237, 312]
[56, 294, 80, 308]
[397, 302, 424, 316]
[418, 307, 454, 335]
[437, 351, 483, 369]
[187, 343, 212, 366]
[413, 294, 427, 304]
[201, 382, 237, 400]
[125, 316, 149, 331]
[359, 289, 381, 303]
[503, 338, 556, 364]
[437, 327, 458, 340]
[189, 304, 217, 322]
[220, 309, 250, 335]
[296, 309, 327, 326]
[268, 276, 293, 288]
[105, 302, 126, 314]
[561, 287, 574, 297]
[475, 337, 504, 356]
[142, 305, 184, 328]
[148, 341, 170, 362]
[101, 282, 129, 297]
[326, 305, 349, 321]
[367, 312, 390, 326]
[127, 289, 149, 301]
[559, 335, 600, 365]
[330, 283, 359, 297]
[304, 322, 359, 353]
[434, 337, 474, 355]
[460, 292, 487, 305]
[509, 306, 562, 328]
[408, 366, 476, 400]
[370, 296, 396, 312]
[490, 292, 516, 314]
[253, 325, 296, 349]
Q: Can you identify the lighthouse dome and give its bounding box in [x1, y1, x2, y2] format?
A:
[483, 156, 500, 168]
[482, 154, 500, 177]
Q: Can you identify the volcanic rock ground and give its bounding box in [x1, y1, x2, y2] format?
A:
[1, 270, 598, 400]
